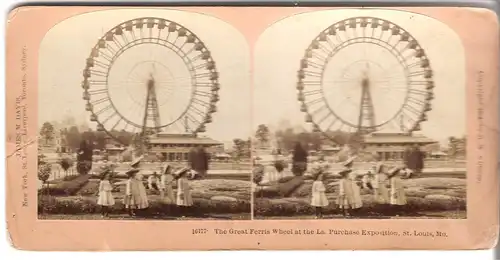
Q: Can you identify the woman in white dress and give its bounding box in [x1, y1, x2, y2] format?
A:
[97, 171, 115, 218]
[175, 167, 194, 217]
[310, 166, 328, 219]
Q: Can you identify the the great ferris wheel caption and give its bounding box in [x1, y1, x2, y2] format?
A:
[5, 5, 498, 250]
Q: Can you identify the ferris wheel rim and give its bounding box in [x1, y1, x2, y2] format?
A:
[82, 17, 220, 143]
[315, 38, 413, 129]
[298, 16, 434, 135]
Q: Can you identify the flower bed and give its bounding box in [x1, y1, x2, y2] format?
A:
[254, 177, 466, 217]
[39, 175, 91, 196]
[38, 195, 250, 215]
[254, 195, 466, 217]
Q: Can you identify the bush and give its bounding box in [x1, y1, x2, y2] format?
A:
[38, 195, 250, 215]
[39, 175, 91, 196]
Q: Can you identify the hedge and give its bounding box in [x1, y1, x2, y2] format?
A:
[39, 175, 91, 196]
[38, 195, 251, 216]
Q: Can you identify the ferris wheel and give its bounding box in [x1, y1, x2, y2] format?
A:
[297, 17, 433, 141]
[82, 17, 219, 146]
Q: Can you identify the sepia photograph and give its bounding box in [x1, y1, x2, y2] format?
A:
[252, 9, 467, 220]
[6, 5, 498, 250]
[36, 8, 253, 220]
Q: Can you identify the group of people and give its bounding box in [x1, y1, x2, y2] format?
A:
[96, 156, 195, 218]
[309, 155, 412, 219]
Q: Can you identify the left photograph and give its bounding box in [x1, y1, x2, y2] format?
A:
[37, 8, 252, 220]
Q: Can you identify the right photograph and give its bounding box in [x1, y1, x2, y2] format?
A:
[252, 9, 466, 219]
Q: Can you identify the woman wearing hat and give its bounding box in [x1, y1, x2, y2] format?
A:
[124, 168, 149, 216]
[175, 167, 194, 217]
[387, 166, 408, 216]
[159, 164, 175, 205]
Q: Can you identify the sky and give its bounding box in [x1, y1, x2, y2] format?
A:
[39, 8, 466, 145]
[38, 8, 251, 143]
[253, 9, 466, 144]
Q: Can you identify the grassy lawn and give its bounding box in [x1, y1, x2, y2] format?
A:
[254, 177, 466, 219]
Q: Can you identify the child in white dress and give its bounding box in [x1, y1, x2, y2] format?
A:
[97, 172, 115, 217]
[310, 169, 328, 219]
[175, 167, 194, 217]
[387, 166, 409, 216]
[337, 169, 363, 217]
[160, 164, 175, 205]
[124, 169, 149, 216]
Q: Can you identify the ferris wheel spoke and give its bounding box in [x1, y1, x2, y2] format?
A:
[110, 118, 123, 132]
[101, 111, 118, 125]
[88, 88, 107, 96]
[90, 97, 110, 106]
[302, 95, 322, 106]
[408, 88, 430, 96]
[94, 104, 113, 116]
[193, 90, 213, 98]
[302, 80, 322, 86]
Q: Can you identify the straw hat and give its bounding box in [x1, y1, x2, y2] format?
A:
[125, 168, 140, 177]
[161, 164, 172, 175]
[130, 155, 144, 168]
[387, 166, 402, 178]
[337, 167, 352, 177]
[174, 167, 191, 178]
[342, 156, 356, 167]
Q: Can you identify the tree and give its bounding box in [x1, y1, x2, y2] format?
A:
[447, 136, 466, 159]
[233, 138, 250, 160]
[64, 126, 81, 151]
[255, 124, 270, 147]
[59, 157, 73, 178]
[40, 122, 55, 145]
[76, 140, 93, 175]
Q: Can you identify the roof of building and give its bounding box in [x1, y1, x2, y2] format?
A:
[363, 132, 437, 144]
[148, 133, 222, 145]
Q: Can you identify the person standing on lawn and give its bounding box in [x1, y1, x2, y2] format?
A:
[310, 166, 328, 219]
[387, 166, 410, 216]
[371, 154, 390, 206]
[175, 167, 194, 217]
[160, 164, 176, 206]
[97, 169, 115, 218]
[124, 168, 149, 217]
[337, 157, 363, 217]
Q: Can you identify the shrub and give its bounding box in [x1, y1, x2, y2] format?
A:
[39, 175, 91, 196]
[59, 157, 73, 172]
